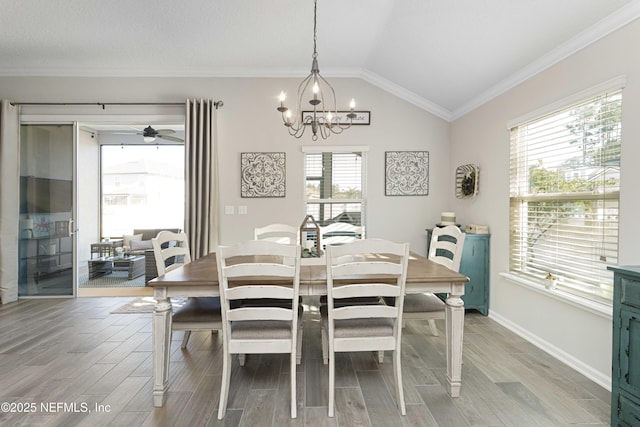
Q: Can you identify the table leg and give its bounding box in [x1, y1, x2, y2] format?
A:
[152, 290, 172, 407]
[445, 283, 465, 397]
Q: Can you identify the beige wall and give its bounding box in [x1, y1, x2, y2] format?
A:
[450, 18, 640, 386]
[0, 76, 450, 256]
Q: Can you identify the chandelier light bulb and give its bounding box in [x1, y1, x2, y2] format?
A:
[279, 91, 286, 102]
[312, 82, 319, 94]
[350, 99, 356, 109]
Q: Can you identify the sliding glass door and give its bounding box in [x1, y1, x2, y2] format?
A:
[18, 124, 76, 297]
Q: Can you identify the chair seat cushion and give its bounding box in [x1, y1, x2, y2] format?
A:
[231, 320, 292, 339]
[172, 297, 222, 323]
[320, 305, 394, 338]
[402, 293, 445, 313]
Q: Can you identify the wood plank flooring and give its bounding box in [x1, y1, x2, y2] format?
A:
[0, 297, 610, 427]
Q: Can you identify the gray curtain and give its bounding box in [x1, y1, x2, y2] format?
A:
[0, 100, 20, 304]
[184, 99, 219, 259]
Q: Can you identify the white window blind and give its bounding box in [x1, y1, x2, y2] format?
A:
[304, 151, 365, 230]
[509, 89, 622, 302]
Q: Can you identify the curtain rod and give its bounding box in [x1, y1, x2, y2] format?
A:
[10, 101, 224, 109]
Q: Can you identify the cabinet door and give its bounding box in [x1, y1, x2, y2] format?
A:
[618, 393, 640, 426]
[620, 308, 640, 398]
[458, 237, 488, 311]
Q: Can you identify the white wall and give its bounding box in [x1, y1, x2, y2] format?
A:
[0, 76, 450, 257]
[450, 18, 640, 386]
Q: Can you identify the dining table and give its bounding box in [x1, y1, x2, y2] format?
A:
[147, 251, 469, 407]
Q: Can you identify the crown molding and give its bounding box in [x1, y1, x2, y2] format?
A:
[359, 69, 452, 121]
[451, 0, 640, 121]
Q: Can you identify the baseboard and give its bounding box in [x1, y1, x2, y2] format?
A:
[489, 310, 611, 391]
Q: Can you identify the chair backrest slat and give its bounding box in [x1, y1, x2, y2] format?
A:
[254, 223, 298, 245]
[332, 283, 401, 299]
[227, 307, 293, 322]
[223, 263, 296, 278]
[225, 285, 294, 301]
[332, 261, 404, 277]
[333, 305, 398, 320]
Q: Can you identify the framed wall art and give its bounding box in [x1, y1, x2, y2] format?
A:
[385, 151, 429, 196]
[241, 152, 286, 198]
[302, 111, 371, 125]
[455, 163, 479, 198]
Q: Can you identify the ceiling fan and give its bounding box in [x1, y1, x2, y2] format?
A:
[138, 125, 184, 143]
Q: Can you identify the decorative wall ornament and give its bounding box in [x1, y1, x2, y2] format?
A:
[385, 151, 429, 196]
[455, 164, 479, 198]
[241, 152, 286, 198]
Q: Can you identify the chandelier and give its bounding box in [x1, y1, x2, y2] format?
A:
[277, 0, 356, 141]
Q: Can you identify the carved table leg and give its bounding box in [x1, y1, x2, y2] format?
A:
[445, 283, 465, 397]
[152, 288, 172, 407]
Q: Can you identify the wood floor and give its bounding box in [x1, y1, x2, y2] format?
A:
[0, 297, 610, 427]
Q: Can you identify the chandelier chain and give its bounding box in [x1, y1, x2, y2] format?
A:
[312, 0, 318, 59]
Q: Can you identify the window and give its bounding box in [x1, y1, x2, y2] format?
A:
[303, 147, 366, 232]
[101, 145, 184, 238]
[509, 87, 622, 302]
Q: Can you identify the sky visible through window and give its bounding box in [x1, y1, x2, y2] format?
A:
[101, 145, 184, 238]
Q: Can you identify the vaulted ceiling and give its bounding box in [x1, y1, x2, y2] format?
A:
[1, 0, 638, 121]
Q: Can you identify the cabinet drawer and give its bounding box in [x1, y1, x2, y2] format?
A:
[618, 393, 640, 426]
[621, 277, 640, 310]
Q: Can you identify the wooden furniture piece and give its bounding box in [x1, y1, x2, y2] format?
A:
[254, 223, 298, 244]
[608, 265, 640, 426]
[152, 231, 222, 349]
[216, 240, 302, 419]
[400, 226, 465, 336]
[147, 251, 468, 407]
[87, 255, 145, 280]
[321, 239, 409, 417]
[427, 228, 491, 315]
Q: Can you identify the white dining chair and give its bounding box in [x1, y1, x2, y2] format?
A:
[402, 225, 465, 336]
[151, 230, 222, 349]
[254, 223, 298, 245]
[321, 238, 410, 417]
[216, 240, 302, 419]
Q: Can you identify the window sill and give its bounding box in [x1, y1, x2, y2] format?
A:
[499, 272, 612, 320]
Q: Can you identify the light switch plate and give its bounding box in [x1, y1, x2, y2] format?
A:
[238, 205, 248, 215]
[224, 205, 235, 215]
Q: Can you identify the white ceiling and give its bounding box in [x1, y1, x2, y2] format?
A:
[1, 0, 639, 121]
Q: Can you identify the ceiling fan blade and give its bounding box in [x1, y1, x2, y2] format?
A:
[157, 135, 184, 142]
[156, 129, 176, 135]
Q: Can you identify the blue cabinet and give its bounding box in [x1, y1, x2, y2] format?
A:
[608, 265, 640, 427]
[427, 229, 490, 315]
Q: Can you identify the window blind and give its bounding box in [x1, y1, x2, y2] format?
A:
[509, 89, 622, 302]
[304, 151, 365, 229]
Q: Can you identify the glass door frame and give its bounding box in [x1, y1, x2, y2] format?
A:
[18, 120, 78, 298]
